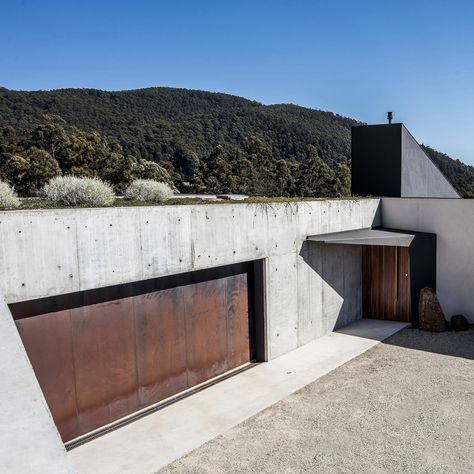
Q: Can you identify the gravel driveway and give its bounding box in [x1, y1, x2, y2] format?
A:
[161, 328, 474, 474]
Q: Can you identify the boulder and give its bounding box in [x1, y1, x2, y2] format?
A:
[450, 314, 469, 331]
[418, 287, 447, 332]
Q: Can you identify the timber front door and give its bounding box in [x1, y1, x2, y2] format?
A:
[362, 245, 412, 322]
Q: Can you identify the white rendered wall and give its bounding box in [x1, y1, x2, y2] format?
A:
[382, 197, 474, 323]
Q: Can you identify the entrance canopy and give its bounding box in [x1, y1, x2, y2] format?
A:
[307, 227, 415, 247]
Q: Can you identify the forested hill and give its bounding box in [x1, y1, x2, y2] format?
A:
[1, 86, 474, 196]
[0, 87, 356, 165]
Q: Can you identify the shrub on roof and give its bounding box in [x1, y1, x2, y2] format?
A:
[124, 179, 174, 202]
[0, 181, 20, 209]
[41, 176, 115, 207]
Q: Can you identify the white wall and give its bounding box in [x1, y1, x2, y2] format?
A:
[382, 197, 474, 322]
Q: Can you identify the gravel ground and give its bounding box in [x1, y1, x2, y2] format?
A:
[161, 328, 474, 474]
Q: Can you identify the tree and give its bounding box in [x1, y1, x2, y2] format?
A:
[191, 145, 232, 193]
[0, 154, 29, 192]
[241, 136, 277, 195]
[274, 160, 297, 197]
[0, 117, 177, 194]
[99, 152, 135, 192]
[0, 147, 61, 194]
[28, 115, 70, 163]
[333, 162, 351, 197]
[0, 127, 26, 190]
[0, 126, 21, 154]
[22, 147, 61, 194]
[296, 145, 336, 197]
[171, 145, 200, 180]
[29, 119, 136, 190]
[131, 158, 174, 185]
[228, 151, 257, 194]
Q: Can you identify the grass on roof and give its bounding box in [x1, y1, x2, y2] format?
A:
[2, 195, 365, 211]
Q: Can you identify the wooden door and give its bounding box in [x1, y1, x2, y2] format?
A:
[362, 246, 411, 322]
[16, 272, 252, 443]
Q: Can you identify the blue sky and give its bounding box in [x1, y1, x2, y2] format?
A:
[2, 1, 474, 164]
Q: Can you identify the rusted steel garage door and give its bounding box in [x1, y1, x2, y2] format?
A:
[362, 246, 411, 322]
[14, 270, 253, 443]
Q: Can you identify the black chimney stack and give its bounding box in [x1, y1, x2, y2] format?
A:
[387, 111, 393, 124]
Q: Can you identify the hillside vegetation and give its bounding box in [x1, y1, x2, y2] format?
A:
[1, 86, 473, 196]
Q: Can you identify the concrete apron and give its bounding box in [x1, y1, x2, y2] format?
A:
[68, 319, 408, 473]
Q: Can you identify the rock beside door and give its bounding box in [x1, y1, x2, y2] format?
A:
[418, 287, 448, 332]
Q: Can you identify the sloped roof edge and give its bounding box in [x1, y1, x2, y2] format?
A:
[307, 228, 415, 247]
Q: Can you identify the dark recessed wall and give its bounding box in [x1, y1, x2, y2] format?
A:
[378, 227, 437, 327]
[351, 124, 402, 197]
[408, 231, 437, 327]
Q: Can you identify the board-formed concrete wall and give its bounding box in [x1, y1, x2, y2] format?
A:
[0, 199, 380, 359]
[382, 197, 474, 322]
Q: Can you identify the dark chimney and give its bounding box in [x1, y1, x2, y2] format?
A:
[387, 111, 393, 124]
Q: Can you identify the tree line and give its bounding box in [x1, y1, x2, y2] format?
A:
[0, 87, 356, 169]
[0, 115, 350, 197]
[191, 138, 350, 197]
[0, 116, 173, 195]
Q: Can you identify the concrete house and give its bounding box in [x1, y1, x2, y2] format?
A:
[0, 123, 472, 473]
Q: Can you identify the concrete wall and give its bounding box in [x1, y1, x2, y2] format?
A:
[0, 199, 380, 359]
[296, 242, 362, 347]
[270, 241, 363, 358]
[382, 197, 474, 322]
[0, 298, 75, 473]
[401, 126, 459, 198]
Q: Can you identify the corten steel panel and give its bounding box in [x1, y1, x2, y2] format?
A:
[226, 273, 251, 369]
[72, 299, 140, 436]
[184, 278, 229, 387]
[16, 266, 254, 443]
[134, 289, 188, 406]
[16, 311, 79, 442]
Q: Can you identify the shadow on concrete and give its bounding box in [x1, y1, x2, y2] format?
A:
[381, 326, 474, 361]
[299, 240, 358, 331]
[337, 321, 474, 360]
[336, 319, 409, 341]
[298, 200, 382, 332]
